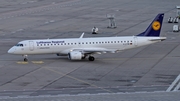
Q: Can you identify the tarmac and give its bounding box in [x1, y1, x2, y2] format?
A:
[0, 0, 180, 100]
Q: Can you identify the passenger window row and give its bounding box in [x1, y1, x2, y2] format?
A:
[37, 40, 133, 46]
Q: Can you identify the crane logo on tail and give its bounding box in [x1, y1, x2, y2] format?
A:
[152, 21, 160, 31]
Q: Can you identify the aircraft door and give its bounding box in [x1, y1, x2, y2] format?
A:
[134, 36, 138, 46]
[29, 41, 34, 51]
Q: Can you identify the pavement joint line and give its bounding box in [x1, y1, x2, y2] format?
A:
[43, 66, 114, 93]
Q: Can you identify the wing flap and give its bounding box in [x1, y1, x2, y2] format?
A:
[72, 48, 120, 54]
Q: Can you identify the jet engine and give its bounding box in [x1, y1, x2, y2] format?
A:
[68, 51, 83, 60]
[56, 53, 67, 56]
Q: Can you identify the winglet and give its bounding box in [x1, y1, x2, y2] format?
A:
[79, 33, 84, 38]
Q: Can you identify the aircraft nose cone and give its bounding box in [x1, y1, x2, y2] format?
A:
[8, 47, 15, 54]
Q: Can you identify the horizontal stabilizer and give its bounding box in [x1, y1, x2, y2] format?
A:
[148, 37, 166, 41]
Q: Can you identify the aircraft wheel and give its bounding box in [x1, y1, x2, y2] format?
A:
[24, 58, 28, 62]
[88, 56, 95, 61]
[23, 55, 28, 62]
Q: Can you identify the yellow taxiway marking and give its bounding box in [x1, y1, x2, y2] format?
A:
[31, 61, 44, 64]
[16, 61, 44, 64]
[16, 61, 28, 64]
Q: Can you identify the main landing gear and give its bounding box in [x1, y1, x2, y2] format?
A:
[82, 54, 95, 61]
[88, 56, 95, 61]
[23, 55, 28, 62]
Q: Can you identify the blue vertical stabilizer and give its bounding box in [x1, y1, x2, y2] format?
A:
[137, 13, 164, 36]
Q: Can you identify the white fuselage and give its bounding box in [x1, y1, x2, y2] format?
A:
[8, 36, 165, 55]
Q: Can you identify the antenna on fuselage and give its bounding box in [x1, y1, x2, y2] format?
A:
[79, 32, 84, 38]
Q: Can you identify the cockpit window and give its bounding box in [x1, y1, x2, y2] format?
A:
[16, 44, 23, 47]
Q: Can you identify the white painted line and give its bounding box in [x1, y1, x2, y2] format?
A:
[173, 81, 180, 91]
[49, 20, 55, 23]
[0, 96, 11, 99]
[45, 21, 49, 24]
[166, 74, 180, 92]
[77, 93, 91, 96]
[17, 29, 23, 31]
[17, 95, 29, 98]
[11, 31, 16, 33]
[135, 91, 147, 93]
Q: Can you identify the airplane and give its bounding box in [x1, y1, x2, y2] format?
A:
[8, 13, 166, 62]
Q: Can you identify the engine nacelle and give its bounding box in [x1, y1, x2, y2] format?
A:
[56, 53, 61, 56]
[56, 53, 67, 56]
[68, 51, 83, 60]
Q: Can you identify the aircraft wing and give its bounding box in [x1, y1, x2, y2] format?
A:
[71, 48, 120, 54]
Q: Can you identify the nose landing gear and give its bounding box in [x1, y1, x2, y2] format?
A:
[23, 55, 28, 62]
